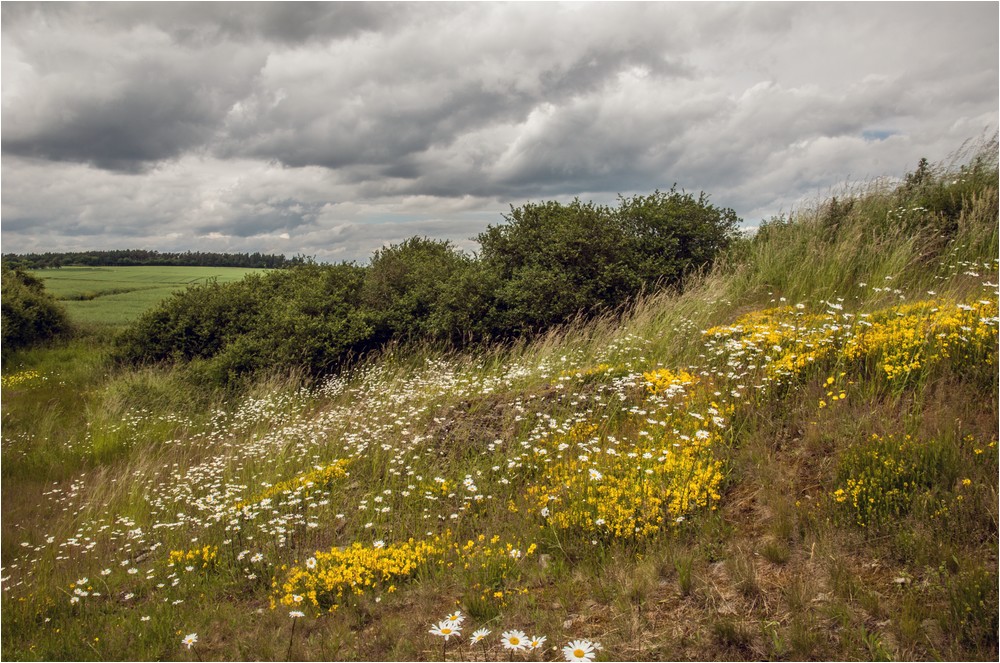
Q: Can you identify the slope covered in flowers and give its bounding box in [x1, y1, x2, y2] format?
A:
[2, 152, 998, 660]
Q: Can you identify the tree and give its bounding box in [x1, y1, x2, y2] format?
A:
[361, 237, 473, 343]
[616, 187, 740, 287]
[477, 199, 634, 335]
[475, 190, 740, 338]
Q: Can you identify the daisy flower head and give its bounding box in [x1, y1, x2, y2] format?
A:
[443, 609, 465, 624]
[471, 627, 491, 643]
[289, 610, 305, 618]
[529, 635, 547, 649]
[563, 639, 597, 661]
[429, 619, 462, 641]
[182, 633, 198, 649]
[501, 629, 528, 650]
[305, 557, 317, 570]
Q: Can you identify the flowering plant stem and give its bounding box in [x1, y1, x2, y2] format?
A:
[287, 618, 297, 660]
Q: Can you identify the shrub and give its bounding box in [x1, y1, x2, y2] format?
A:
[116, 188, 742, 383]
[899, 141, 999, 238]
[361, 237, 473, 344]
[1, 266, 71, 356]
[616, 187, 740, 286]
[477, 198, 631, 336]
[477, 188, 740, 337]
[115, 263, 373, 385]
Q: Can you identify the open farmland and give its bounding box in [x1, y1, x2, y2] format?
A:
[30, 266, 269, 327]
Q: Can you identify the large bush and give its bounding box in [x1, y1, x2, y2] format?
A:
[616, 188, 740, 285]
[475, 188, 740, 336]
[116, 188, 742, 384]
[114, 263, 372, 385]
[361, 237, 473, 344]
[1, 266, 71, 356]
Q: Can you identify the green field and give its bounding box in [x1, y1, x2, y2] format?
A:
[30, 266, 269, 326]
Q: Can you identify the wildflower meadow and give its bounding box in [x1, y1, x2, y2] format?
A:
[2, 149, 998, 660]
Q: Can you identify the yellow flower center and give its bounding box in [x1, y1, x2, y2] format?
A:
[574, 649, 585, 658]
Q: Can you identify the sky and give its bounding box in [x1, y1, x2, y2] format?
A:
[2, 1, 997, 263]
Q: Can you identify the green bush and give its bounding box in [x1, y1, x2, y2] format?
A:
[477, 198, 631, 335]
[114, 263, 373, 385]
[115, 188, 742, 384]
[362, 237, 473, 344]
[476, 188, 740, 336]
[1, 266, 71, 356]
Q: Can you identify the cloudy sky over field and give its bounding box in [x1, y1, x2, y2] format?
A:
[2, 1, 997, 262]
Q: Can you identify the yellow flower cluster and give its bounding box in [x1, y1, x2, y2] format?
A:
[818, 374, 849, 409]
[275, 538, 441, 613]
[451, 534, 537, 609]
[831, 433, 938, 528]
[168, 544, 219, 570]
[704, 306, 845, 388]
[843, 299, 998, 382]
[643, 368, 697, 395]
[1, 369, 44, 389]
[235, 459, 350, 510]
[705, 297, 998, 391]
[527, 372, 725, 540]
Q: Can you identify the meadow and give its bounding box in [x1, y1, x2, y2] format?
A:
[1, 156, 998, 661]
[29, 266, 269, 327]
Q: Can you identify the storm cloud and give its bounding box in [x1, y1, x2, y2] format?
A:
[2, 1, 997, 262]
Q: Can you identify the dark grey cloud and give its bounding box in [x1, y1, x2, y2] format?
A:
[1, 1, 409, 45]
[2, 2, 997, 262]
[201, 199, 325, 238]
[214, 10, 693, 174]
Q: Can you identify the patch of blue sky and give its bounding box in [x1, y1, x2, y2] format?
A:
[861, 129, 898, 142]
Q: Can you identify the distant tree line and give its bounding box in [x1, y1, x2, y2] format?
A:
[1, 249, 304, 270]
[114, 188, 741, 387]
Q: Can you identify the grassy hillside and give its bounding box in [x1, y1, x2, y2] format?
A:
[1, 149, 997, 661]
[28, 266, 270, 327]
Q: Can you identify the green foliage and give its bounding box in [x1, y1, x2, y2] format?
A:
[899, 139, 999, 238]
[114, 188, 741, 384]
[478, 198, 635, 335]
[361, 237, 473, 344]
[831, 433, 962, 529]
[114, 263, 372, 386]
[476, 188, 740, 337]
[2, 248, 301, 269]
[617, 188, 740, 285]
[1, 265, 71, 355]
[109, 139, 996, 388]
[743, 137, 998, 310]
[947, 566, 1000, 649]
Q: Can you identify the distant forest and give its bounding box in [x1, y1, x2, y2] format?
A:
[1, 249, 305, 269]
